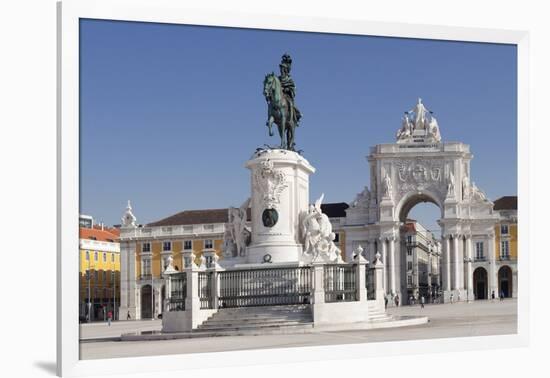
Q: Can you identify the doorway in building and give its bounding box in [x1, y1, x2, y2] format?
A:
[141, 284, 153, 319]
[498, 266, 513, 298]
[473, 267, 488, 299]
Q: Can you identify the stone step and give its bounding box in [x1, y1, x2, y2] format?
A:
[205, 315, 311, 323]
[198, 319, 312, 330]
[193, 322, 314, 335]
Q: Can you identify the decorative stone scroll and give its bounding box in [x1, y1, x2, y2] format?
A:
[253, 159, 288, 210]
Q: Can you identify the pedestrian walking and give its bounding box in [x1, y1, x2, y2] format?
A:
[384, 295, 388, 309]
[491, 290, 495, 300]
[127, 310, 131, 320]
[420, 295, 425, 308]
[450, 293, 454, 303]
[500, 290, 505, 301]
[107, 310, 112, 326]
[395, 294, 400, 307]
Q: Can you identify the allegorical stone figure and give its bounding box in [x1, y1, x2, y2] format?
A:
[228, 198, 251, 257]
[263, 53, 302, 150]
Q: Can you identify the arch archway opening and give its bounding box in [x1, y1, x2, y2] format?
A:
[473, 267, 488, 300]
[498, 266, 513, 298]
[399, 197, 443, 305]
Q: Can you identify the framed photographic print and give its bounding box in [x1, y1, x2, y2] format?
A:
[58, 0, 529, 376]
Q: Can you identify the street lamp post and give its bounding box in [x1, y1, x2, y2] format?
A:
[87, 255, 92, 323]
[151, 267, 155, 320]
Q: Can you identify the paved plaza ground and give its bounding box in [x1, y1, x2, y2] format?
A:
[79, 299, 517, 360]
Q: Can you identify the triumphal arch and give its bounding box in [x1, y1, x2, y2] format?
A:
[343, 99, 499, 302]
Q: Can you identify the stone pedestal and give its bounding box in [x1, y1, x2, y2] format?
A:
[245, 149, 315, 264]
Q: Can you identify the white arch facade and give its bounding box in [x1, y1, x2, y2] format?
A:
[343, 100, 499, 302]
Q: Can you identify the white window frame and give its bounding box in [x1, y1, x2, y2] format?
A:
[501, 224, 509, 235]
[204, 239, 213, 249]
[85, 250, 89, 261]
[162, 240, 172, 252]
[475, 242, 484, 259]
[501, 240, 510, 257]
[183, 240, 192, 250]
[142, 242, 151, 253]
[142, 258, 152, 276]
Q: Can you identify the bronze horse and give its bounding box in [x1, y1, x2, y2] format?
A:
[263, 72, 297, 150]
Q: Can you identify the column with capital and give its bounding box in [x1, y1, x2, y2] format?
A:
[380, 237, 387, 294]
[388, 237, 396, 295]
[464, 234, 474, 301]
[453, 235, 460, 292]
[488, 233, 498, 299]
[442, 235, 451, 302]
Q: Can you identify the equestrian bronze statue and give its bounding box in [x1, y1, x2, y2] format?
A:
[263, 53, 302, 150]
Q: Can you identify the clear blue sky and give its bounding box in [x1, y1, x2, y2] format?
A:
[79, 19, 517, 232]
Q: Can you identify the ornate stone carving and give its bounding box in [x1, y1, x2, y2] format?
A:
[470, 182, 490, 204]
[300, 194, 342, 263]
[121, 200, 137, 228]
[462, 175, 470, 200]
[446, 170, 456, 198]
[253, 159, 288, 209]
[227, 198, 251, 257]
[382, 172, 393, 200]
[393, 158, 446, 201]
[396, 98, 442, 143]
[350, 186, 371, 208]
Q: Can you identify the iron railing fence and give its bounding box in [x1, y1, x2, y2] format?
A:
[168, 272, 187, 311]
[218, 266, 312, 308]
[366, 267, 376, 300]
[324, 264, 357, 302]
[198, 271, 214, 309]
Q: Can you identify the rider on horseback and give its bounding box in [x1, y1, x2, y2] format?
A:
[279, 53, 302, 126]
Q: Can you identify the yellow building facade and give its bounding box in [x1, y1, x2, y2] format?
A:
[79, 227, 121, 321]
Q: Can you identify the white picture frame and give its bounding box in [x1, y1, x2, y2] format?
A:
[57, 0, 529, 376]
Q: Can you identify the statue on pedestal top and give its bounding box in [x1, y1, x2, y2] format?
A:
[263, 53, 302, 150]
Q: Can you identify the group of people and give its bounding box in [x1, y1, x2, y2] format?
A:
[384, 293, 400, 309]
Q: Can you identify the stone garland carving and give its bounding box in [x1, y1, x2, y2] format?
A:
[253, 159, 288, 209]
[300, 193, 342, 263]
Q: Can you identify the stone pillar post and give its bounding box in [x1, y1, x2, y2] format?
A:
[488, 233, 498, 299]
[184, 257, 201, 330]
[388, 237, 396, 295]
[204, 251, 223, 310]
[373, 252, 385, 310]
[442, 235, 451, 301]
[354, 249, 368, 302]
[453, 235, 460, 292]
[119, 240, 137, 320]
[380, 237, 387, 294]
[311, 262, 326, 324]
[465, 234, 474, 302]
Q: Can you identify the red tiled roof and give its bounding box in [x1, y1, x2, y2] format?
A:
[147, 208, 251, 227]
[79, 227, 119, 242]
[92, 224, 120, 236]
[493, 196, 517, 210]
[147, 203, 348, 227]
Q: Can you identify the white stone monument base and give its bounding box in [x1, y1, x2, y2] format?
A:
[246, 243, 303, 265]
